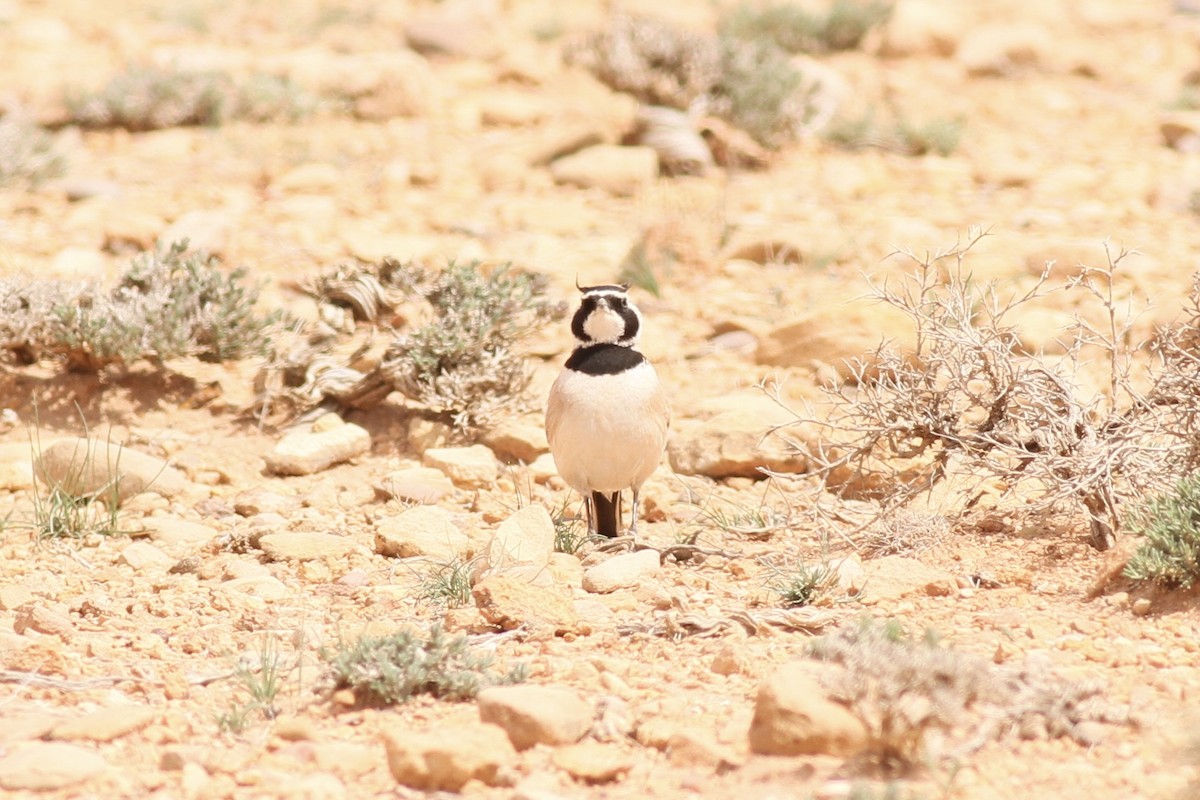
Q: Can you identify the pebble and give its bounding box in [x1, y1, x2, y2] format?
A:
[264, 417, 371, 476]
[748, 664, 869, 757]
[118, 541, 173, 570]
[550, 741, 634, 784]
[1131, 598, 1152, 616]
[550, 145, 659, 197]
[259, 531, 359, 562]
[139, 517, 221, 546]
[481, 420, 550, 463]
[50, 705, 157, 742]
[486, 505, 556, 571]
[373, 506, 468, 560]
[0, 742, 107, 790]
[36, 437, 188, 501]
[13, 604, 75, 639]
[472, 572, 578, 634]
[581, 549, 660, 594]
[379, 467, 454, 504]
[381, 722, 516, 791]
[477, 685, 593, 750]
[422, 444, 499, 488]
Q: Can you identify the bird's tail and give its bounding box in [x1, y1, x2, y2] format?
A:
[591, 491, 620, 538]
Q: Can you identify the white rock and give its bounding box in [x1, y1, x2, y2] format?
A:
[486, 505, 555, 571]
[582, 549, 661, 594]
[139, 517, 221, 546]
[666, 394, 808, 479]
[0, 742, 107, 790]
[264, 419, 370, 476]
[748, 664, 869, 757]
[50, 705, 157, 742]
[36, 437, 187, 501]
[118, 541, 173, 570]
[481, 421, 549, 463]
[477, 685, 593, 750]
[374, 506, 468, 560]
[217, 575, 290, 601]
[381, 722, 516, 791]
[259, 531, 359, 561]
[422, 444, 498, 488]
[380, 467, 454, 504]
[550, 145, 658, 196]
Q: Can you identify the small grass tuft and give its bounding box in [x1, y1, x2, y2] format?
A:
[764, 558, 840, 607]
[1124, 471, 1200, 588]
[217, 635, 289, 732]
[551, 496, 589, 555]
[324, 624, 527, 706]
[416, 556, 476, 609]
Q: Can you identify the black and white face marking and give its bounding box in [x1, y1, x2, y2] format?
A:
[570, 284, 642, 347]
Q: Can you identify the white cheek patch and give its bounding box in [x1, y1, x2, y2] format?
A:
[583, 309, 625, 343]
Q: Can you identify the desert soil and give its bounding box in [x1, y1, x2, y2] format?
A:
[2, 1, 1200, 798]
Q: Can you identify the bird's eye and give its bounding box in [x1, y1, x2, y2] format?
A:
[611, 297, 626, 309]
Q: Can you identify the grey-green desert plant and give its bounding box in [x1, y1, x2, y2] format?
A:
[324, 624, 527, 706]
[67, 66, 318, 131]
[719, 0, 893, 55]
[0, 240, 276, 370]
[764, 558, 840, 607]
[383, 260, 565, 429]
[0, 112, 66, 188]
[416, 556, 476, 609]
[1124, 471, 1200, 587]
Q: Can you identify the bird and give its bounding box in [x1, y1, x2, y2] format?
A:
[546, 282, 670, 538]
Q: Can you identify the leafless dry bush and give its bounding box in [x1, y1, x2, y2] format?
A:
[769, 229, 1200, 551]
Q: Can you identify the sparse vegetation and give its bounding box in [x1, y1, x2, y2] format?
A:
[416, 556, 476, 608]
[824, 110, 964, 156]
[0, 241, 276, 371]
[552, 496, 589, 555]
[218, 636, 288, 732]
[276, 258, 565, 429]
[1124, 471, 1200, 587]
[808, 619, 1128, 766]
[66, 66, 318, 131]
[324, 624, 527, 706]
[765, 558, 840, 606]
[0, 112, 66, 188]
[719, 1, 893, 55]
[566, 13, 845, 147]
[770, 229, 1200, 550]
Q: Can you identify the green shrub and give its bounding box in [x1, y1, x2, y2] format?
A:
[1124, 472, 1200, 587]
[325, 624, 527, 706]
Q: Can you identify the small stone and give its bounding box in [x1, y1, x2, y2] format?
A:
[217, 575, 290, 601]
[274, 717, 320, 742]
[139, 517, 220, 546]
[481, 421, 549, 463]
[582, 549, 660, 594]
[118, 541, 173, 570]
[551, 741, 633, 784]
[860, 555, 957, 603]
[374, 506, 468, 560]
[422, 445, 498, 488]
[13, 604, 75, 639]
[748, 664, 869, 757]
[259, 531, 358, 562]
[550, 145, 658, 196]
[233, 489, 301, 516]
[486, 505, 556, 571]
[264, 420, 371, 476]
[666, 728, 742, 770]
[473, 573, 577, 634]
[381, 722, 516, 791]
[0, 585, 35, 611]
[36, 437, 188, 501]
[380, 467, 454, 504]
[667, 394, 807, 479]
[477, 685, 593, 750]
[0, 742, 107, 790]
[710, 643, 751, 677]
[1131, 598, 1152, 616]
[50, 705, 157, 742]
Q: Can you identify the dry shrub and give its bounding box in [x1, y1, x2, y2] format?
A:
[810, 619, 1130, 766]
[770, 229, 1200, 550]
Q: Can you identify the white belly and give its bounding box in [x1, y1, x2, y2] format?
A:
[547, 362, 668, 496]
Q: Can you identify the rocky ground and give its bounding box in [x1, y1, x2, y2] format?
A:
[2, 0, 1200, 798]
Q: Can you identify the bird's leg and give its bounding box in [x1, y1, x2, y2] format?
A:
[585, 494, 595, 536]
[628, 488, 640, 539]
